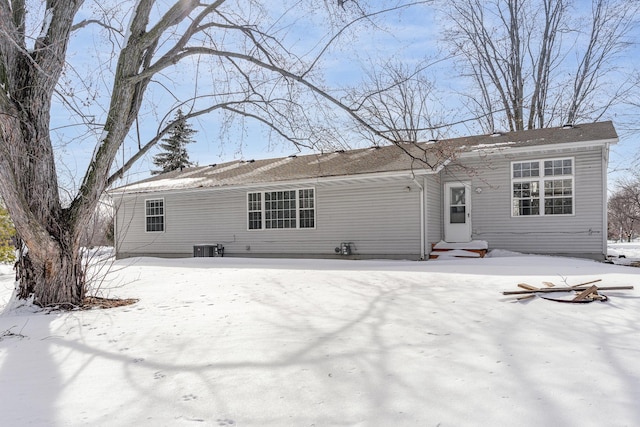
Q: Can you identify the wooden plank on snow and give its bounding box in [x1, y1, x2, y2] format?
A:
[572, 285, 599, 302]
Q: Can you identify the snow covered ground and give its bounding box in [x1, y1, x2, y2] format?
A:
[1, 249, 640, 427]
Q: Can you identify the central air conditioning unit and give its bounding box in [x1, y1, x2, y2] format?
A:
[193, 244, 225, 257]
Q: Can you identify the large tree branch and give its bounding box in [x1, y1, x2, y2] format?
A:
[144, 46, 398, 144]
[71, 18, 120, 33]
[301, 1, 431, 78]
[107, 100, 245, 186]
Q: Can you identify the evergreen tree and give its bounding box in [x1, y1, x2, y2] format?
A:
[151, 109, 197, 175]
[0, 201, 16, 264]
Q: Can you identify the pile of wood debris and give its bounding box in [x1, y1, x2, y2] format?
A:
[502, 279, 634, 303]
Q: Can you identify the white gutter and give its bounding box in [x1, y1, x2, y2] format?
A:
[412, 177, 426, 260]
[110, 168, 437, 197]
[110, 194, 119, 257]
[113, 208, 118, 256]
[457, 138, 619, 158]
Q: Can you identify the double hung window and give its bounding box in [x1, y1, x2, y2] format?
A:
[248, 193, 262, 230]
[145, 199, 165, 232]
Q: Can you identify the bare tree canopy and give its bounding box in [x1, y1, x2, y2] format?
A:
[608, 176, 640, 242]
[0, 0, 425, 307]
[442, 0, 639, 133]
[348, 61, 449, 144]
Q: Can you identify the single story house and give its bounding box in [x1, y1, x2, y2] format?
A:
[110, 121, 618, 261]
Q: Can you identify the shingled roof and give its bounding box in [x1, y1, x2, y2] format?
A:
[112, 121, 617, 194]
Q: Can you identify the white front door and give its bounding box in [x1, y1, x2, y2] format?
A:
[444, 181, 472, 243]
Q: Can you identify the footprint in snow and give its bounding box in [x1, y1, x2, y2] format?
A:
[182, 394, 197, 401]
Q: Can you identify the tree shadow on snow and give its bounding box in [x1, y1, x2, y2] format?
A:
[0, 310, 62, 425]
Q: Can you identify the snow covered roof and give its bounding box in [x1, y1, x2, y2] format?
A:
[112, 121, 617, 194]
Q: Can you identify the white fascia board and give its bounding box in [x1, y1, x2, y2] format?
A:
[457, 138, 618, 159]
[110, 168, 437, 198]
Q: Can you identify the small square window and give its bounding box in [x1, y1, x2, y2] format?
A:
[512, 161, 540, 178]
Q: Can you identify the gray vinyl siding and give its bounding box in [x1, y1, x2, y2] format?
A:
[114, 176, 423, 259]
[444, 146, 606, 258]
[113, 144, 609, 261]
[425, 175, 442, 248]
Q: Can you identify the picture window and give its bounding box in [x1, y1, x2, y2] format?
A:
[247, 188, 315, 230]
[511, 158, 573, 216]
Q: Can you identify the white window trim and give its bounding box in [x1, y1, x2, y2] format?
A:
[247, 192, 262, 231]
[145, 198, 165, 233]
[510, 157, 575, 217]
[247, 188, 316, 231]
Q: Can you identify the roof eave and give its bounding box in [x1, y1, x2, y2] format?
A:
[109, 167, 438, 197]
[457, 137, 618, 159]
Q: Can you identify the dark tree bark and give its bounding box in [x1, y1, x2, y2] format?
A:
[0, 1, 86, 306]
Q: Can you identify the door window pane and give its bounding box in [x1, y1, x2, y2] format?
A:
[451, 187, 465, 205]
[449, 186, 466, 223]
[450, 206, 466, 224]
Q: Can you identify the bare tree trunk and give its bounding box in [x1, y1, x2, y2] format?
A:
[0, 1, 86, 306]
[527, 0, 565, 129]
[0, 99, 86, 306]
[0, 110, 86, 306]
[15, 242, 85, 308]
[507, 0, 524, 131]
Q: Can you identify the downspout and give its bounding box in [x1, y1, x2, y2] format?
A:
[413, 177, 426, 260]
[602, 144, 610, 260]
[112, 196, 118, 258]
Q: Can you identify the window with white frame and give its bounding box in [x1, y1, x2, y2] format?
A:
[265, 190, 297, 229]
[248, 192, 262, 230]
[247, 188, 315, 230]
[298, 189, 315, 228]
[145, 199, 165, 232]
[511, 158, 574, 216]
